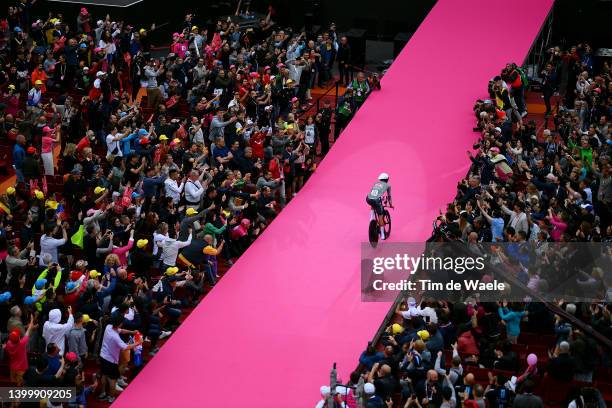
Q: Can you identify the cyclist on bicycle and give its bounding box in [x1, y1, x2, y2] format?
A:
[366, 173, 393, 237]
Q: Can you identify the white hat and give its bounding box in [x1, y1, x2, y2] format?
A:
[364, 383, 375, 394]
[246, 119, 254, 126]
[494, 127, 502, 132]
[559, 341, 570, 352]
[96, 71, 105, 77]
[320, 386, 330, 397]
[335, 386, 349, 395]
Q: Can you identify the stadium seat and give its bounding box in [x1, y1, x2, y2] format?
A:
[540, 374, 572, 407]
[466, 366, 490, 383]
[597, 382, 612, 403]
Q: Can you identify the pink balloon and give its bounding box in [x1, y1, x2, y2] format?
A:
[527, 353, 538, 366]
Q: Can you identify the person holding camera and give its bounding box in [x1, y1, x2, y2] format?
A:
[540, 62, 557, 117]
[144, 58, 165, 110]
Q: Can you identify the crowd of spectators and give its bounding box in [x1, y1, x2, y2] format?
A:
[316, 296, 611, 408]
[0, 1, 381, 405]
[317, 48, 612, 407]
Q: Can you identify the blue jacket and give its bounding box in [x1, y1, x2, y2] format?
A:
[13, 144, 25, 169]
[498, 307, 526, 337]
[359, 351, 384, 370]
[95, 276, 117, 308]
[143, 176, 166, 198]
[121, 132, 138, 156]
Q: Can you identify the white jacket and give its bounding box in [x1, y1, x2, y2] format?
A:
[161, 234, 192, 266]
[42, 309, 74, 355]
[185, 180, 205, 204]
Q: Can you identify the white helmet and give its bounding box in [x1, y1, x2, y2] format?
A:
[378, 172, 389, 181]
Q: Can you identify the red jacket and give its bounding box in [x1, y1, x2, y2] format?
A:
[249, 132, 265, 160]
[4, 336, 29, 371]
[457, 330, 479, 356]
[268, 158, 282, 179]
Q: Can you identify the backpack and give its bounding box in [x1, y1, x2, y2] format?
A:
[516, 66, 529, 88]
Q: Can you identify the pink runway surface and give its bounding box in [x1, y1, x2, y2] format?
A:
[114, 1, 553, 406]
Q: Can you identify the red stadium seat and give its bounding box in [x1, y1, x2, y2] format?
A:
[492, 368, 516, 379]
[597, 382, 612, 399]
[594, 367, 612, 382]
[540, 374, 571, 407]
[465, 366, 490, 382]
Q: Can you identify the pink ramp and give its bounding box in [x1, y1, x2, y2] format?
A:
[114, 0, 553, 406]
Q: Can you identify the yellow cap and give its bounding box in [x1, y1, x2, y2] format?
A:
[94, 186, 106, 195]
[417, 330, 430, 341]
[139, 28, 146, 34]
[6, 187, 15, 195]
[88, 270, 101, 278]
[34, 190, 44, 200]
[35, 80, 43, 85]
[173, 138, 181, 144]
[136, 239, 148, 249]
[8, 84, 15, 90]
[165, 266, 179, 275]
[45, 200, 59, 210]
[82, 314, 92, 323]
[186, 208, 198, 216]
[392, 323, 404, 335]
[191, 25, 198, 31]
[159, 135, 168, 141]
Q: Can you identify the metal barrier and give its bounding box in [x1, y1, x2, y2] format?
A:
[523, 5, 555, 84]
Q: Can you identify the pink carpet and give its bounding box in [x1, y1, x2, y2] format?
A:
[114, 1, 553, 406]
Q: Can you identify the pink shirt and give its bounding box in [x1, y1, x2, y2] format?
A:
[112, 238, 134, 265]
[171, 41, 187, 59]
[42, 136, 55, 153]
[549, 214, 567, 241]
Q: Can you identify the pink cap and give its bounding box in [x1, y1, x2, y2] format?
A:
[291, 97, 298, 103]
[264, 65, 270, 71]
[172, 32, 179, 37]
[94, 47, 102, 53]
[86, 209, 96, 216]
[65, 351, 78, 362]
[42, 126, 53, 134]
[80, 8, 88, 14]
[250, 72, 260, 78]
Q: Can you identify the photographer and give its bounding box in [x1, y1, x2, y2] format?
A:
[540, 62, 557, 117]
[144, 58, 165, 110]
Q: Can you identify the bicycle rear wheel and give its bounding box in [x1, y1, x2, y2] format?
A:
[382, 210, 391, 239]
[368, 219, 379, 248]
